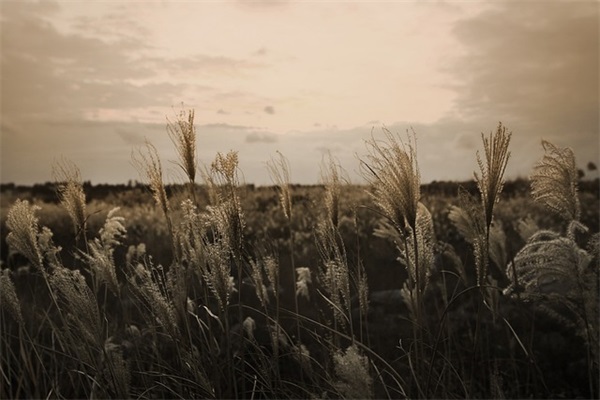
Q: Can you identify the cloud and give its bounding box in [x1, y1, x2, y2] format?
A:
[200, 123, 256, 131]
[149, 53, 265, 78]
[236, 0, 289, 11]
[116, 128, 146, 146]
[0, 1, 179, 126]
[264, 106, 275, 115]
[447, 1, 598, 164]
[246, 132, 277, 144]
[216, 109, 230, 115]
[252, 47, 268, 57]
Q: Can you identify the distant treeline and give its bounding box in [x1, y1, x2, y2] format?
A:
[1, 178, 598, 204]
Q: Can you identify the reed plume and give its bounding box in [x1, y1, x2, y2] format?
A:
[361, 128, 420, 234]
[167, 109, 197, 185]
[361, 128, 428, 317]
[53, 158, 87, 240]
[333, 344, 373, 399]
[132, 141, 175, 257]
[49, 267, 103, 364]
[267, 151, 292, 221]
[474, 123, 511, 229]
[321, 152, 342, 228]
[530, 140, 581, 223]
[81, 207, 126, 296]
[0, 269, 24, 326]
[6, 199, 43, 270]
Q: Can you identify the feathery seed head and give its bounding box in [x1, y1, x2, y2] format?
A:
[267, 151, 292, 220]
[321, 152, 343, 227]
[6, 199, 43, 269]
[295, 267, 312, 300]
[243, 316, 256, 339]
[263, 255, 279, 293]
[167, 109, 197, 184]
[362, 128, 420, 233]
[333, 344, 373, 399]
[530, 140, 581, 222]
[474, 123, 511, 228]
[133, 141, 170, 218]
[0, 269, 24, 326]
[211, 151, 240, 187]
[53, 158, 87, 238]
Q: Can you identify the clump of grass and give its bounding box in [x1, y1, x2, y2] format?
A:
[504, 140, 598, 397]
[4, 108, 598, 399]
[53, 157, 88, 241]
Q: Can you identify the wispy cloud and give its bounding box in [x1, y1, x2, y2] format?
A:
[246, 132, 277, 144]
[447, 1, 598, 163]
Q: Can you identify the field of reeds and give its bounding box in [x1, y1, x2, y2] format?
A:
[1, 112, 598, 399]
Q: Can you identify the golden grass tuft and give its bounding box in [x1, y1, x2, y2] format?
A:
[53, 157, 87, 239]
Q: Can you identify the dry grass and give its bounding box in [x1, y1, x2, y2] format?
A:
[2, 114, 598, 400]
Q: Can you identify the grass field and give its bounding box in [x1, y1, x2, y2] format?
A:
[1, 116, 598, 399]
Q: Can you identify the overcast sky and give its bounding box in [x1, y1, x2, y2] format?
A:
[1, 0, 598, 185]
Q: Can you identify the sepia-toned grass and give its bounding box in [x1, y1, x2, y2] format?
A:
[1, 114, 598, 399]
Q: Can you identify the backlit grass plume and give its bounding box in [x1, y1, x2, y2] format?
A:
[333, 344, 373, 399]
[133, 141, 171, 221]
[132, 141, 175, 257]
[474, 123, 511, 229]
[361, 128, 420, 234]
[504, 230, 598, 361]
[53, 158, 87, 240]
[267, 151, 292, 221]
[361, 128, 427, 324]
[49, 267, 103, 364]
[167, 109, 197, 185]
[0, 269, 24, 326]
[6, 199, 43, 269]
[321, 152, 342, 228]
[530, 140, 581, 223]
[80, 207, 126, 295]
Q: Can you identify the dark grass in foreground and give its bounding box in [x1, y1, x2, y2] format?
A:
[1, 117, 598, 399]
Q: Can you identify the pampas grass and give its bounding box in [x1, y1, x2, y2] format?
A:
[167, 109, 197, 186]
[475, 123, 511, 229]
[3, 109, 598, 400]
[5, 200, 43, 270]
[53, 158, 87, 241]
[0, 269, 23, 326]
[530, 140, 581, 223]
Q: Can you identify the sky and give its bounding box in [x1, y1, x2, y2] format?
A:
[1, 0, 598, 186]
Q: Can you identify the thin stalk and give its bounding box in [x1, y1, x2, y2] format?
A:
[288, 219, 301, 345]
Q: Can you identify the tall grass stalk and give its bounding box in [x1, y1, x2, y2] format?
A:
[267, 151, 301, 345]
[361, 128, 425, 393]
[474, 122, 511, 287]
[167, 108, 198, 204]
[132, 141, 176, 261]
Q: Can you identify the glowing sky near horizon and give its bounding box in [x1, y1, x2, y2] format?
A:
[1, 0, 598, 185]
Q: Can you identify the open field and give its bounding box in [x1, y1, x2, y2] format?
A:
[1, 121, 598, 399]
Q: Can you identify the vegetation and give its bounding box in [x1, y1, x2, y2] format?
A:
[1, 112, 598, 399]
